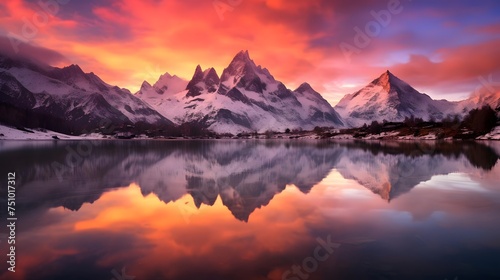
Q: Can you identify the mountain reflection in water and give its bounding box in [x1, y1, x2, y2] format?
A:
[0, 140, 499, 280]
[3, 140, 498, 221]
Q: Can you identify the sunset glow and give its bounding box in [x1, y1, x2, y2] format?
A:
[0, 0, 499, 104]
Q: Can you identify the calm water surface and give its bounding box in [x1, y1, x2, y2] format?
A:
[0, 140, 499, 280]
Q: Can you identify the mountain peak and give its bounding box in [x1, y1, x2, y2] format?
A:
[234, 50, 251, 61]
[295, 82, 314, 93]
[378, 69, 395, 79]
[188, 65, 205, 84]
[335, 70, 453, 127]
[158, 72, 174, 81]
[371, 70, 405, 92]
[203, 67, 219, 80]
[61, 64, 85, 75]
[193, 65, 203, 76]
[65, 64, 81, 69]
[219, 50, 274, 93]
[228, 50, 255, 69]
[50, 63, 109, 91]
[190, 65, 219, 80]
[140, 80, 152, 91]
[185, 65, 220, 98]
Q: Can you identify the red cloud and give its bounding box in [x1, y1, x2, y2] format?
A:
[0, 0, 498, 105]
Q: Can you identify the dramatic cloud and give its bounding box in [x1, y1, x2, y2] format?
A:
[0, 35, 68, 66]
[0, 0, 498, 103]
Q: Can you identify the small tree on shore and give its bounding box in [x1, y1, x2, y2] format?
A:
[368, 121, 382, 134]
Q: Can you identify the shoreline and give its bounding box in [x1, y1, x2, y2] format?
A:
[1, 123, 500, 141]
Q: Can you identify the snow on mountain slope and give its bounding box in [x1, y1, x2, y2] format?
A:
[293, 83, 345, 126]
[456, 87, 500, 115]
[185, 65, 220, 98]
[137, 72, 188, 99]
[154, 73, 188, 95]
[49, 64, 110, 93]
[134, 66, 217, 124]
[334, 71, 455, 127]
[49, 64, 170, 125]
[0, 54, 174, 134]
[137, 50, 344, 134]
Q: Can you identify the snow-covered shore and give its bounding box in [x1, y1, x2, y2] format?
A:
[0, 125, 105, 140]
[2, 124, 500, 141]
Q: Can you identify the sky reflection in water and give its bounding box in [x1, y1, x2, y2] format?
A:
[1, 140, 499, 280]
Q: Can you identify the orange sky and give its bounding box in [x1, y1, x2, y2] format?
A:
[0, 0, 499, 105]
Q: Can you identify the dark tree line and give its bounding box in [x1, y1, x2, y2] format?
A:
[356, 105, 498, 138]
[461, 105, 497, 135]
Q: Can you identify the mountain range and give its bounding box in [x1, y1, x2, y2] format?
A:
[136, 50, 344, 134]
[1, 51, 498, 135]
[0, 54, 173, 135]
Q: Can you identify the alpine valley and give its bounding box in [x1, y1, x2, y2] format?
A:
[0, 51, 499, 138]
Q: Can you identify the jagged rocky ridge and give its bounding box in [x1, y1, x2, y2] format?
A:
[136, 50, 345, 134]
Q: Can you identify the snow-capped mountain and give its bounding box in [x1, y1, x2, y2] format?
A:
[334, 71, 455, 127]
[0, 54, 174, 134]
[134, 64, 218, 124]
[137, 72, 188, 98]
[457, 87, 500, 115]
[185, 65, 220, 98]
[137, 50, 344, 134]
[293, 82, 346, 125]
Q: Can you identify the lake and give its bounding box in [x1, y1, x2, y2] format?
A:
[1, 140, 499, 280]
